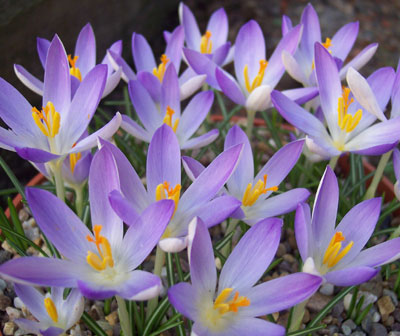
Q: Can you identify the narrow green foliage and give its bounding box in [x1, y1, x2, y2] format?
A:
[81, 312, 108, 336]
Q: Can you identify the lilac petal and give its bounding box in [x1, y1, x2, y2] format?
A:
[350, 143, 397, 156]
[60, 64, 107, 152]
[101, 40, 123, 76]
[187, 217, 217, 294]
[179, 91, 214, 141]
[281, 87, 319, 105]
[41, 327, 65, 336]
[37, 37, 51, 68]
[392, 59, 400, 118]
[77, 280, 117, 300]
[146, 124, 181, 199]
[165, 25, 184, 72]
[212, 42, 231, 66]
[263, 25, 302, 89]
[102, 66, 122, 98]
[119, 270, 162, 301]
[215, 67, 246, 106]
[330, 22, 359, 61]
[315, 42, 342, 139]
[26, 188, 92, 261]
[207, 8, 228, 49]
[179, 143, 242, 212]
[234, 20, 265, 90]
[295, 203, 312, 262]
[107, 50, 136, 82]
[339, 43, 378, 79]
[137, 71, 162, 103]
[325, 267, 378, 286]
[121, 115, 151, 142]
[335, 198, 381, 265]
[225, 125, 254, 196]
[179, 3, 201, 50]
[180, 129, 219, 150]
[43, 35, 71, 116]
[245, 273, 322, 316]
[128, 80, 162, 132]
[109, 190, 140, 226]
[227, 318, 285, 336]
[122, 199, 174, 269]
[89, 145, 123, 247]
[255, 139, 305, 187]
[159, 236, 188, 253]
[245, 84, 272, 112]
[69, 151, 92, 185]
[15, 147, 59, 163]
[168, 282, 199, 321]
[0, 257, 78, 287]
[132, 33, 156, 72]
[14, 64, 44, 96]
[15, 319, 41, 335]
[182, 156, 204, 181]
[281, 15, 293, 35]
[300, 4, 321, 61]
[161, 65, 181, 116]
[180, 74, 207, 101]
[14, 284, 47, 321]
[282, 51, 308, 85]
[394, 148, 400, 181]
[219, 218, 282, 291]
[74, 23, 96, 77]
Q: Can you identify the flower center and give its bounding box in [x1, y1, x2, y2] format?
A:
[200, 30, 212, 54]
[337, 87, 362, 133]
[163, 106, 180, 133]
[32, 102, 61, 138]
[242, 174, 278, 207]
[69, 152, 82, 173]
[44, 297, 58, 323]
[322, 37, 332, 49]
[86, 225, 114, 271]
[152, 54, 169, 82]
[68, 55, 82, 81]
[156, 181, 181, 216]
[322, 231, 353, 268]
[243, 60, 268, 93]
[213, 288, 250, 315]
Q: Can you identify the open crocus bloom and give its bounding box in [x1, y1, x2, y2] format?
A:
[0, 146, 174, 300]
[0, 35, 121, 165]
[106, 124, 243, 252]
[282, 3, 377, 87]
[14, 284, 84, 336]
[182, 125, 310, 225]
[168, 217, 322, 336]
[272, 42, 400, 159]
[15, 23, 122, 99]
[122, 65, 218, 149]
[296, 166, 400, 286]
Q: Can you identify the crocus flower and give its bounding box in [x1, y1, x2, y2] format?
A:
[106, 124, 243, 252]
[182, 125, 310, 225]
[15, 23, 122, 98]
[272, 43, 400, 159]
[108, 25, 206, 101]
[122, 65, 218, 149]
[168, 217, 322, 336]
[282, 4, 377, 87]
[393, 148, 400, 201]
[14, 284, 84, 336]
[0, 145, 174, 300]
[296, 166, 400, 286]
[0, 35, 121, 164]
[209, 20, 317, 112]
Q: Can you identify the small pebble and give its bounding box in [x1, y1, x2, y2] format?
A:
[14, 329, 26, 336]
[389, 332, 400, 336]
[320, 283, 335, 296]
[3, 321, 16, 336]
[0, 279, 7, 291]
[383, 289, 398, 306]
[0, 294, 11, 310]
[0, 250, 13, 264]
[378, 296, 396, 317]
[350, 332, 366, 336]
[276, 243, 286, 257]
[307, 292, 331, 312]
[6, 307, 21, 320]
[384, 315, 395, 327]
[372, 311, 381, 323]
[105, 311, 119, 326]
[370, 323, 388, 336]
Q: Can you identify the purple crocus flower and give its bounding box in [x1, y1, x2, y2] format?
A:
[14, 284, 84, 336]
[282, 4, 377, 87]
[0, 146, 174, 300]
[0, 35, 121, 164]
[182, 125, 310, 225]
[168, 217, 322, 336]
[296, 166, 400, 286]
[15, 23, 122, 98]
[106, 124, 243, 252]
[61, 149, 93, 187]
[122, 65, 218, 149]
[272, 43, 400, 159]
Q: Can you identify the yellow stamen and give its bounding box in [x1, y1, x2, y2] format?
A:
[156, 181, 181, 217]
[68, 55, 82, 81]
[322, 231, 353, 268]
[152, 54, 170, 82]
[322, 37, 332, 49]
[337, 87, 362, 133]
[243, 60, 268, 93]
[69, 152, 82, 173]
[44, 297, 58, 323]
[242, 174, 278, 207]
[213, 288, 250, 315]
[32, 102, 60, 138]
[86, 225, 114, 271]
[200, 30, 213, 54]
[163, 106, 180, 132]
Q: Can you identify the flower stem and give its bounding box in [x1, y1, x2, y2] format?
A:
[364, 150, 392, 200]
[288, 299, 308, 332]
[51, 160, 65, 202]
[73, 184, 84, 218]
[328, 155, 339, 170]
[116, 295, 133, 336]
[147, 246, 165, 318]
[221, 219, 239, 257]
[246, 110, 256, 139]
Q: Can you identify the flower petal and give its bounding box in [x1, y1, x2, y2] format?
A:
[102, 66, 122, 98]
[179, 3, 201, 50]
[206, 8, 228, 49]
[109, 190, 140, 226]
[245, 85, 272, 112]
[121, 115, 152, 142]
[15, 147, 60, 163]
[137, 71, 162, 103]
[14, 284, 47, 321]
[215, 67, 246, 106]
[107, 49, 136, 82]
[37, 37, 51, 68]
[168, 282, 200, 321]
[325, 267, 378, 286]
[14, 64, 44, 96]
[300, 4, 321, 61]
[180, 129, 219, 150]
[180, 74, 206, 101]
[165, 25, 184, 72]
[295, 203, 312, 262]
[339, 43, 378, 79]
[161, 65, 181, 116]
[330, 22, 359, 61]
[74, 23, 96, 77]
[132, 33, 156, 72]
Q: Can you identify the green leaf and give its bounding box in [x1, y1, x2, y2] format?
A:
[81, 312, 108, 336]
[0, 156, 25, 199]
[287, 324, 327, 336]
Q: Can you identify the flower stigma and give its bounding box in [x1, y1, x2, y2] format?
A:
[44, 297, 58, 323]
[163, 106, 180, 132]
[156, 181, 181, 217]
[337, 87, 362, 133]
[32, 102, 60, 138]
[242, 174, 278, 207]
[213, 288, 250, 315]
[69, 152, 82, 173]
[243, 60, 268, 93]
[322, 37, 332, 50]
[86, 225, 114, 271]
[152, 54, 170, 82]
[200, 30, 212, 54]
[68, 55, 82, 81]
[322, 231, 353, 269]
